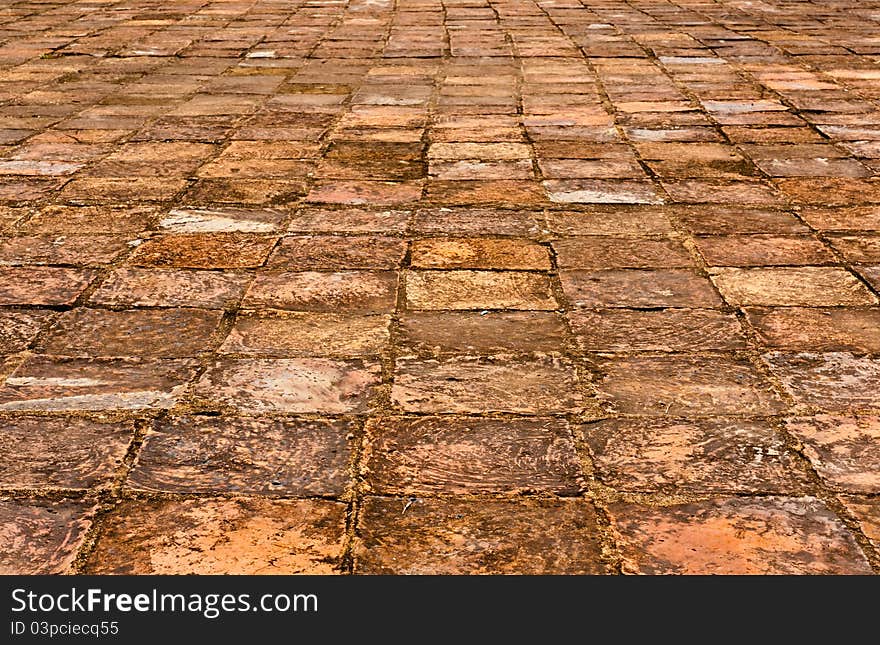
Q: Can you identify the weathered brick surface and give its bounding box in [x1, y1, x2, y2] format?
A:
[1, 0, 878, 575]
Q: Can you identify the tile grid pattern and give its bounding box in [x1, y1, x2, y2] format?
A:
[0, 0, 877, 574]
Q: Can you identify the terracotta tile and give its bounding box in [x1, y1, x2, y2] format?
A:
[197, 158, 314, 179]
[428, 142, 531, 160]
[0, 415, 132, 489]
[546, 208, 674, 237]
[21, 205, 157, 234]
[398, 311, 566, 354]
[128, 233, 276, 269]
[608, 497, 871, 574]
[192, 358, 381, 414]
[267, 235, 407, 270]
[405, 270, 556, 310]
[244, 271, 397, 313]
[0, 357, 196, 411]
[0, 499, 96, 574]
[710, 267, 877, 306]
[570, 308, 747, 352]
[545, 179, 663, 204]
[355, 497, 606, 574]
[582, 417, 808, 493]
[86, 498, 346, 574]
[799, 206, 880, 232]
[411, 207, 544, 236]
[763, 352, 880, 411]
[538, 159, 644, 179]
[0, 266, 96, 305]
[90, 268, 251, 309]
[695, 235, 835, 266]
[363, 416, 582, 495]
[426, 180, 547, 205]
[159, 207, 286, 233]
[306, 180, 423, 205]
[411, 238, 550, 270]
[756, 157, 870, 178]
[673, 207, 808, 234]
[597, 355, 784, 416]
[429, 159, 533, 180]
[38, 308, 223, 358]
[186, 178, 307, 204]
[785, 414, 880, 493]
[0, 178, 63, 202]
[59, 177, 188, 202]
[220, 311, 390, 357]
[129, 416, 352, 495]
[0, 235, 132, 266]
[746, 307, 880, 352]
[827, 234, 880, 263]
[392, 355, 594, 415]
[553, 237, 693, 268]
[288, 207, 410, 234]
[776, 178, 880, 206]
[561, 269, 721, 308]
[662, 179, 782, 205]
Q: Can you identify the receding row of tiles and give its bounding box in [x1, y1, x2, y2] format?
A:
[0, 352, 877, 413]
[0, 265, 877, 309]
[3, 305, 880, 358]
[2, 495, 874, 575]
[5, 412, 878, 495]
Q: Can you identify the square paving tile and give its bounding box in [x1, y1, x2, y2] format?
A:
[405, 270, 556, 310]
[392, 355, 595, 415]
[0, 235, 132, 266]
[398, 311, 567, 354]
[287, 207, 410, 234]
[221, 311, 390, 357]
[840, 497, 880, 551]
[0, 267, 96, 306]
[0, 310, 56, 353]
[608, 496, 871, 574]
[710, 267, 877, 306]
[129, 416, 353, 495]
[582, 417, 808, 493]
[745, 307, 880, 352]
[545, 179, 663, 204]
[553, 237, 693, 269]
[86, 498, 347, 574]
[355, 497, 606, 574]
[0, 415, 132, 489]
[695, 235, 835, 266]
[128, 233, 276, 269]
[763, 352, 880, 411]
[21, 205, 157, 234]
[560, 269, 722, 308]
[0, 357, 196, 411]
[596, 355, 785, 416]
[244, 270, 398, 313]
[410, 238, 551, 270]
[363, 416, 583, 495]
[192, 358, 381, 414]
[90, 268, 252, 309]
[37, 308, 224, 357]
[570, 308, 747, 352]
[267, 235, 407, 270]
[159, 207, 286, 233]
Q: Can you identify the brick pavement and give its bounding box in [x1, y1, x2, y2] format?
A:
[0, 0, 878, 575]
